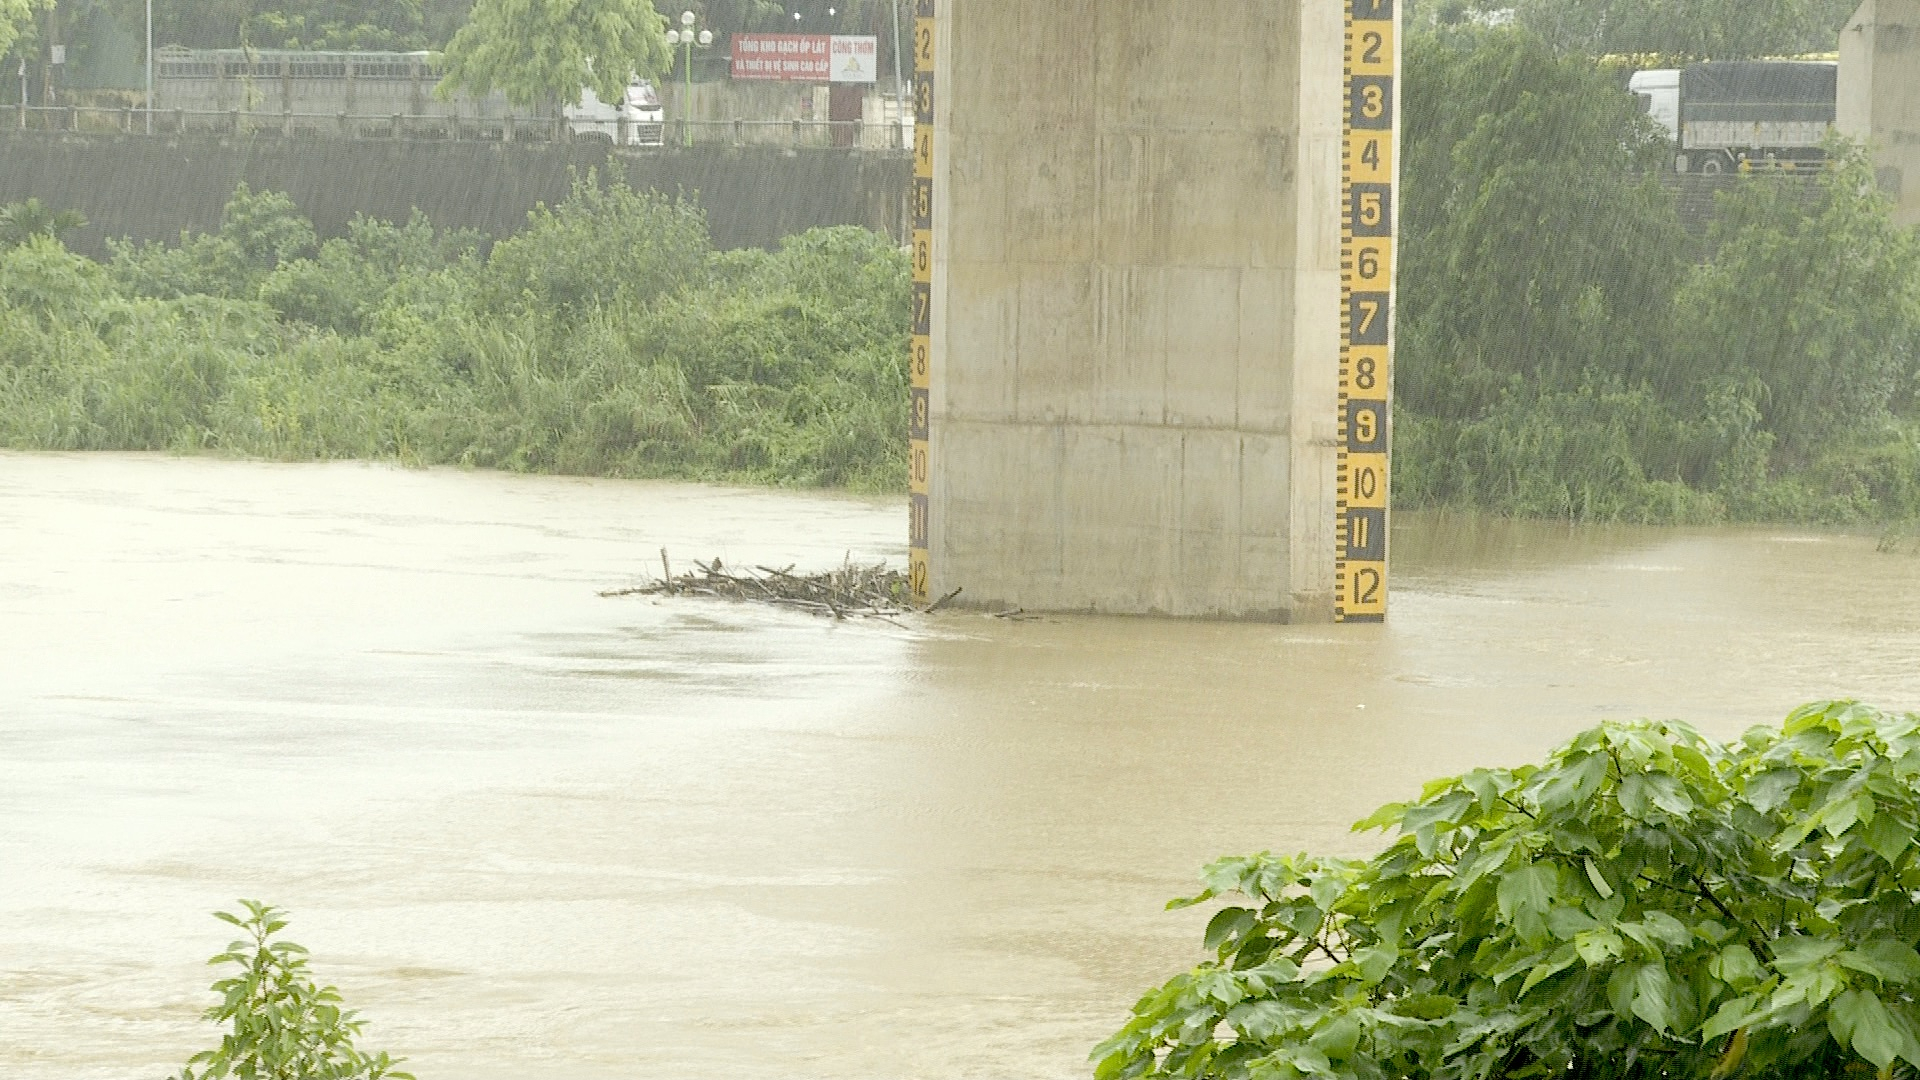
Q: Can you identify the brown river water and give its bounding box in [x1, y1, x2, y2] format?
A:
[4, 450, 1920, 1079]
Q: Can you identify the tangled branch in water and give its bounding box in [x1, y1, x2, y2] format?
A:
[601, 550, 962, 621]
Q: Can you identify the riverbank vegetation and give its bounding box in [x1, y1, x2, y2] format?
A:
[3, 26, 1920, 523]
[0, 179, 911, 491]
[1395, 28, 1920, 526]
[1097, 700, 1920, 1080]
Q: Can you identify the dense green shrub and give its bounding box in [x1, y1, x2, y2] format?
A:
[261, 213, 483, 336]
[0, 179, 910, 491]
[1397, 29, 1920, 524]
[110, 184, 320, 301]
[1395, 384, 1753, 524]
[474, 177, 710, 319]
[0, 197, 87, 250]
[1673, 153, 1920, 464]
[1097, 701, 1920, 1080]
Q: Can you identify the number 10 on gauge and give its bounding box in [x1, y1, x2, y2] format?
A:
[1338, 0, 1396, 622]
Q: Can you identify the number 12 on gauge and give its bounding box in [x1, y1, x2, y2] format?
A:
[1338, 0, 1396, 622]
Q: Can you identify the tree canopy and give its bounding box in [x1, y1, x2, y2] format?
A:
[74, 0, 890, 54]
[1416, 0, 1858, 60]
[179, 901, 409, 1080]
[1393, 26, 1920, 525]
[1397, 28, 1686, 422]
[437, 0, 672, 110]
[0, 0, 50, 60]
[86, 0, 473, 52]
[1672, 151, 1920, 465]
[1097, 701, 1920, 1080]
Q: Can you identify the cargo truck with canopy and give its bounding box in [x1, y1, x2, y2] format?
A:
[1671, 60, 1837, 174]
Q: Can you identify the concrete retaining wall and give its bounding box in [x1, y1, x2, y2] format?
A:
[0, 131, 912, 255]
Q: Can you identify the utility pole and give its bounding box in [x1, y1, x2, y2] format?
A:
[889, 0, 907, 150]
[43, 0, 60, 106]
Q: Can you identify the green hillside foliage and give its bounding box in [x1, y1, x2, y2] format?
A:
[1397, 28, 1920, 525]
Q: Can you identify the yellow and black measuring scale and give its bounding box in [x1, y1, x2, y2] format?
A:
[1337, 0, 1398, 623]
[907, 0, 935, 602]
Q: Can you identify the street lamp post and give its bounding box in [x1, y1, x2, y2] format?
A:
[663, 11, 712, 149]
[889, 0, 907, 150]
[145, 0, 153, 133]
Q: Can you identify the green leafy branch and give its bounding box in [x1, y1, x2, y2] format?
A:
[1096, 702, 1920, 1080]
[178, 900, 412, 1080]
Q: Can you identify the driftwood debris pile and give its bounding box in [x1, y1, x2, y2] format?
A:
[601, 550, 960, 621]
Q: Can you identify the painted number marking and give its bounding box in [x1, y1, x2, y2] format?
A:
[1352, 464, 1381, 502]
[1350, 183, 1391, 236]
[1349, 294, 1390, 346]
[1350, 77, 1393, 129]
[1352, 567, 1383, 606]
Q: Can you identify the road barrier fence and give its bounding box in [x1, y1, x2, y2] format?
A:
[8, 103, 912, 152]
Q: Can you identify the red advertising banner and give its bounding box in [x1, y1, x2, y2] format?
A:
[730, 34, 831, 81]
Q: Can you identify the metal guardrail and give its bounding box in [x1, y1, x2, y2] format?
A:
[6, 104, 912, 151]
[677, 118, 913, 151]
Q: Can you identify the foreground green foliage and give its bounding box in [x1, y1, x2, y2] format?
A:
[180, 901, 409, 1080]
[0, 179, 911, 491]
[1097, 701, 1920, 1080]
[1399, 29, 1920, 525]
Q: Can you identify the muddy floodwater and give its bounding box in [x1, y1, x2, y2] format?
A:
[5, 451, 1920, 1079]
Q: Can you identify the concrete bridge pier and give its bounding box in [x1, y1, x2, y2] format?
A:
[1841, 0, 1920, 228]
[924, 1, 1351, 621]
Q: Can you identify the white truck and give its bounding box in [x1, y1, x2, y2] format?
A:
[564, 80, 666, 146]
[1631, 61, 1837, 174]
